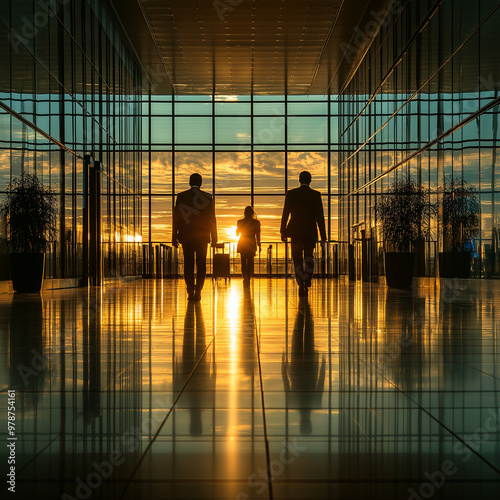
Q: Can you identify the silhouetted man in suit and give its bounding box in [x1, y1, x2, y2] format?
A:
[173, 173, 217, 301]
[280, 171, 327, 296]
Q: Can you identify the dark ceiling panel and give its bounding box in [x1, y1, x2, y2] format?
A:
[111, 0, 396, 95]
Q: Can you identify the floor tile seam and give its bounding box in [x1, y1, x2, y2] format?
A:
[5, 387, 500, 396]
[465, 363, 500, 383]
[268, 477, 500, 483]
[336, 335, 500, 476]
[255, 305, 274, 500]
[117, 312, 230, 500]
[53, 478, 500, 484]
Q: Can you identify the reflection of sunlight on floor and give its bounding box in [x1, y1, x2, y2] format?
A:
[226, 283, 241, 474]
[227, 283, 240, 342]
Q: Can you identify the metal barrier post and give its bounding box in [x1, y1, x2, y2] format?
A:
[155, 245, 161, 278]
[267, 245, 272, 275]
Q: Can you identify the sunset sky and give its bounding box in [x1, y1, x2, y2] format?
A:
[146, 150, 331, 243]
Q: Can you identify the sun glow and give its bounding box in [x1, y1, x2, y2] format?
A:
[223, 225, 239, 242]
[115, 232, 143, 243]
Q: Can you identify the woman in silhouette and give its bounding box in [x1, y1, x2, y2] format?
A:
[236, 206, 261, 285]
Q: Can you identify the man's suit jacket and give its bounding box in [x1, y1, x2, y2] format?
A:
[172, 187, 217, 245]
[280, 185, 327, 242]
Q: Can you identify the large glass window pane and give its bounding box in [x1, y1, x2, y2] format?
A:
[215, 102, 251, 115]
[142, 152, 150, 193]
[480, 148, 494, 192]
[480, 193, 492, 242]
[214, 152, 251, 193]
[253, 195, 285, 242]
[330, 117, 339, 144]
[175, 95, 210, 101]
[253, 95, 285, 101]
[462, 149, 480, 190]
[330, 152, 338, 195]
[142, 197, 150, 243]
[215, 117, 251, 144]
[151, 116, 172, 144]
[330, 196, 339, 241]
[142, 117, 149, 144]
[288, 116, 327, 144]
[151, 102, 172, 115]
[150, 152, 172, 194]
[254, 152, 285, 194]
[175, 117, 212, 144]
[253, 116, 285, 145]
[253, 102, 285, 115]
[287, 95, 328, 101]
[174, 102, 212, 115]
[287, 152, 328, 194]
[215, 95, 251, 102]
[174, 152, 213, 194]
[150, 196, 172, 243]
[288, 102, 328, 115]
[0, 148, 10, 189]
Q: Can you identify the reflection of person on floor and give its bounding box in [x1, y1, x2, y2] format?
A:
[282, 299, 326, 434]
[236, 206, 261, 286]
[174, 302, 216, 436]
[172, 173, 217, 301]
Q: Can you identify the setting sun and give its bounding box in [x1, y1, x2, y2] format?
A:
[223, 225, 239, 242]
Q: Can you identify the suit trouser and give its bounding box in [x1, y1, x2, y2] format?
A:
[182, 241, 208, 294]
[240, 252, 255, 280]
[290, 238, 316, 287]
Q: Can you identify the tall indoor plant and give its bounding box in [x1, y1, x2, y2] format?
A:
[373, 175, 435, 288]
[439, 177, 480, 278]
[0, 173, 58, 292]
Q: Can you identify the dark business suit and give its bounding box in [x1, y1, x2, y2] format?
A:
[173, 187, 217, 295]
[280, 184, 327, 287]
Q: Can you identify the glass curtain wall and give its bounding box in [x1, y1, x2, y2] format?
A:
[142, 94, 340, 275]
[338, 0, 500, 279]
[0, 0, 142, 284]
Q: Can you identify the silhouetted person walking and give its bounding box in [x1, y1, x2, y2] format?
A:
[173, 173, 217, 301]
[236, 206, 261, 286]
[280, 171, 327, 296]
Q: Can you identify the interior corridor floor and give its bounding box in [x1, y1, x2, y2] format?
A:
[0, 277, 500, 500]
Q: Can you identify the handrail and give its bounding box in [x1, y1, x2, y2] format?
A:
[141, 241, 341, 278]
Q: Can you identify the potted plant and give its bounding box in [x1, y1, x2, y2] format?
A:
[439, 177, 480, 278]
[0, 173, 58, 292]
[373, 175, 435, 288]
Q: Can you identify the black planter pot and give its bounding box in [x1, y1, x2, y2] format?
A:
[439, 252, 472, 279]
[384, 252, 415, 288]
[10, 253, 45, 293]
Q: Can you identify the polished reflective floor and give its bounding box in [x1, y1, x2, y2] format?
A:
[0, 278, 500, 499]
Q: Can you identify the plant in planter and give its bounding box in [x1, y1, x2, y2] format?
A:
[373, 175, 435, 288]
[439, 177, 480, 278]
[0, 173, 58, 292]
